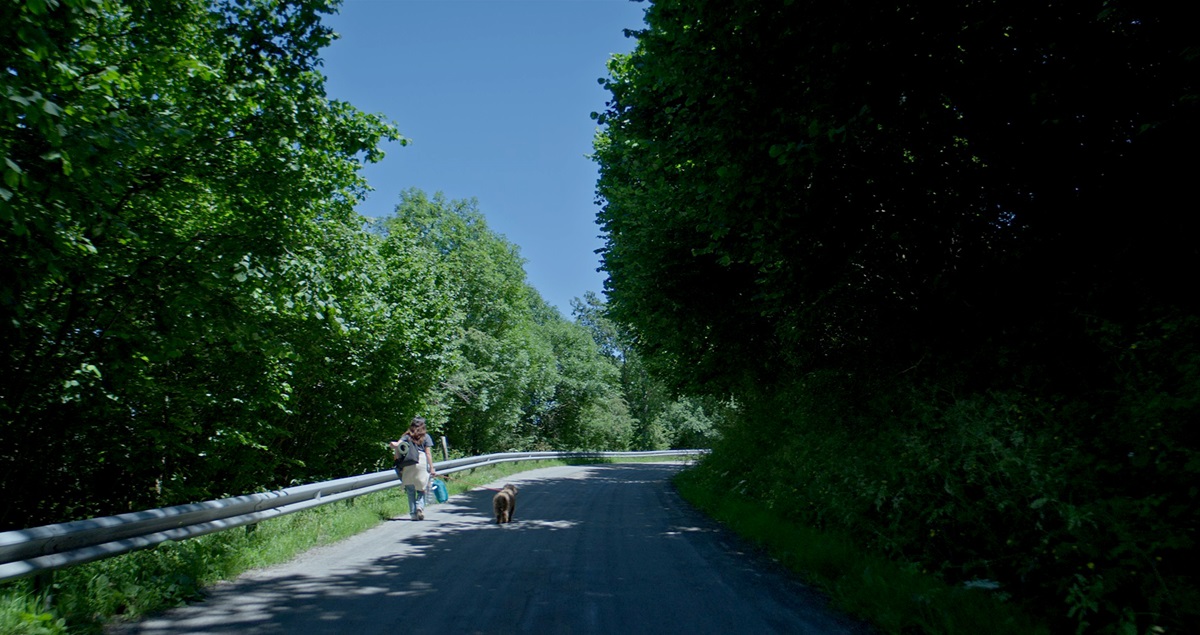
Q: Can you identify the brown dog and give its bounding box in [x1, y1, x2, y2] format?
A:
[492, 484, 517, 524]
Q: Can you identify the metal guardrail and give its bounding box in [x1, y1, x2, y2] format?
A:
[0, 449, 706, 583]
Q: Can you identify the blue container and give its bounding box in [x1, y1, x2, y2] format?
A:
[431, 478, 449, 503]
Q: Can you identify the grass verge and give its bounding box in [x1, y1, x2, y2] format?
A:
[672, 467, 1052, 635]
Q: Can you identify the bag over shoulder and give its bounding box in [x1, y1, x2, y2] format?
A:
[395, 434, 421, 467]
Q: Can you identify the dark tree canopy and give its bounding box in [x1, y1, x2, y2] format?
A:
[594, 0, 1198, 394]
[593, 1, 1199, 631]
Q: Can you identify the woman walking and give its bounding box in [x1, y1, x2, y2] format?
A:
[390, 416, 439, 520]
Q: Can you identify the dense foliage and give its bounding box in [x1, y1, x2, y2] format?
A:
[593, 1, 1198, 632]
[571, 290, 724, 451]
[375, 190, 651, 456]
[0, 0, 648, 533]
[1, 0, 407, 527]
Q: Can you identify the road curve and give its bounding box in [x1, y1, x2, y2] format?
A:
[109, 462, 874, 634]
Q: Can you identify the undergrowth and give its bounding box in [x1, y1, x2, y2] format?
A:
[673, 466, 1053, 635]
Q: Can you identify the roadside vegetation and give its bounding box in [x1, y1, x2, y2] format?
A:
[593, 2, 1197, 633]
[675, 464, 1053, 635]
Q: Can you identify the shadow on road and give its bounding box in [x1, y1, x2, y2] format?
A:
[109, 463, 873, 635]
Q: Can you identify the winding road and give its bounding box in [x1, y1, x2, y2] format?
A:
[109, 462, 873, 634]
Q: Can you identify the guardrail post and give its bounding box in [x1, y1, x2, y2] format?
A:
[33, 570, 54, 610]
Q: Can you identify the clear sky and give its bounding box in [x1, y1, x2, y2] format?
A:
[319, 0, 649, 316]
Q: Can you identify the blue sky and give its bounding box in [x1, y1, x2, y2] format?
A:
[319, 0, 649, 316]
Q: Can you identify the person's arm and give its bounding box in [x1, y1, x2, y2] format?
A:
[425, 445, 437, 476]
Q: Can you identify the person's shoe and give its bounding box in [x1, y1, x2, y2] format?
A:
[410, 513, 418, 521]
[416, 509, 425, 521]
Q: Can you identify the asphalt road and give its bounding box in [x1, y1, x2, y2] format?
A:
[109, 462, 874, 634]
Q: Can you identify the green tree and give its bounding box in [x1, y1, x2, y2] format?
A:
[269, 216, 454, 484]
[571, 290, 726, 451]
[0, 0, 399, 527]
[650, 396, 721, 451]
[592, 1, 1199, 631]
[594, 0, 1199, 392]
[531, 298, 630, 451]
[382, 190, 536, 454]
